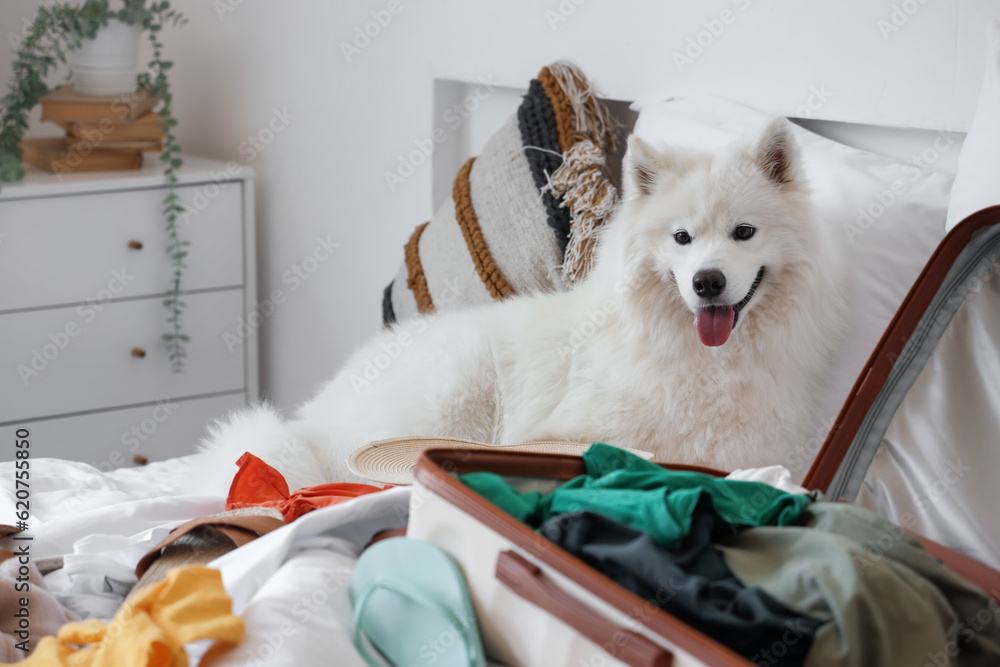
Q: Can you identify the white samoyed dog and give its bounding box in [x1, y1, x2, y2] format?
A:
[196, 117, 847, 493]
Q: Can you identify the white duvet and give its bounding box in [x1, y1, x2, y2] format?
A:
[0, 456, 409, 665]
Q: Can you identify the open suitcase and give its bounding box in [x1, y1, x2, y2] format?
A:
[405, 205, 1000, 667]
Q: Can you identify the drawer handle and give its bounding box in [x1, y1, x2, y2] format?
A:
[131, 347, 147, 358]
[128, 240, 143, 250]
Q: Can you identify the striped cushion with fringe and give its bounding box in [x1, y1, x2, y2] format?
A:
[383, 62, 620, 326]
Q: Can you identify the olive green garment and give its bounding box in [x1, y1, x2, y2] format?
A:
[715, 502, 1000, 667]
[460, 443, 812, 548]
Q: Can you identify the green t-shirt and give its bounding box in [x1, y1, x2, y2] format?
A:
[460, 443, 811, 548]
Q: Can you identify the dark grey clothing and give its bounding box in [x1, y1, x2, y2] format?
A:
[539, 507, 823, 666]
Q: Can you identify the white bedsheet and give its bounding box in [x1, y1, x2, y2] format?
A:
[0, 456, 408, 665]
[194, 490, 410, 666]
[0, 455, 222, 559]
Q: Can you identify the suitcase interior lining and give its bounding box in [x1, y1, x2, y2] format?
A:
[826, 219, 1000, 569]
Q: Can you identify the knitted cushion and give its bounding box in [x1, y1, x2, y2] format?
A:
[383, 62, 619, 325]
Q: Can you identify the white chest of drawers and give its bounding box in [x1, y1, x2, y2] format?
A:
[0, 156, 258, 468]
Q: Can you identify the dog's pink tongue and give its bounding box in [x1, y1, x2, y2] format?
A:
[695, 307, 735, 347]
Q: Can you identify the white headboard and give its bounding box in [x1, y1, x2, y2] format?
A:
[425, 0, 995, 132]
[425, 1, 996, 207]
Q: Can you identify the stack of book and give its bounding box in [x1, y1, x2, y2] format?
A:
[20, 85, 162, 174]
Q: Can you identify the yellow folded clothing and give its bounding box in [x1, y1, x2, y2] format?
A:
[5, 565, 243, 667]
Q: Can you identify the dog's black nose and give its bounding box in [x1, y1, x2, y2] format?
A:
[693, 269, 727, 298]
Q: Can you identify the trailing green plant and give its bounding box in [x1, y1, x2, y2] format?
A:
[0, 0, 189, 371]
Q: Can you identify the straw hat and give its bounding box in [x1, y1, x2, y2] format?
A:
[347, 436, 654, 485]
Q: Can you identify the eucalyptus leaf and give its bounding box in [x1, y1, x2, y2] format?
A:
[0, 0, 189, 370]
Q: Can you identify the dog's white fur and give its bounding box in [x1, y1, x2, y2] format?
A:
[195, 118, 847, 494]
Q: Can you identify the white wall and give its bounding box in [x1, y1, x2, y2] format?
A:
[2, 0, 997, 410]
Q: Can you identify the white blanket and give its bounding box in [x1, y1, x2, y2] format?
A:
[0, 457, 408, 665]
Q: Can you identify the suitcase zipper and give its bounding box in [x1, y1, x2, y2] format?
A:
[830, 233, 1000, 501]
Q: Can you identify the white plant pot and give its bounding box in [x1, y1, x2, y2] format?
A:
[68, 20, 142, 97]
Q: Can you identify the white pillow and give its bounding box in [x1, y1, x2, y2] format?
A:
[632, 95, 952, 478]
[946, 20, 1000, 231]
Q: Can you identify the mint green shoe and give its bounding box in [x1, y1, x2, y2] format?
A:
[351, 537, 488, 667]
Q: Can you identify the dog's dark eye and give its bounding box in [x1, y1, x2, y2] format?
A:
[733, 225, 756, 241]
[674, 230, 691, 245]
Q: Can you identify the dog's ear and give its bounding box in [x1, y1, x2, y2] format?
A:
[623, 135, 668, 200]
[753, 117, 801, 187]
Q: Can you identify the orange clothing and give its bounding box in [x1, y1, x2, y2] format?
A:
[5, 566, 243, 667]
[225, 452, 384, 522]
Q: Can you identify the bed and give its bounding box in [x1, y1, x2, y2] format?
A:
[2, 4, 1000, 665]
